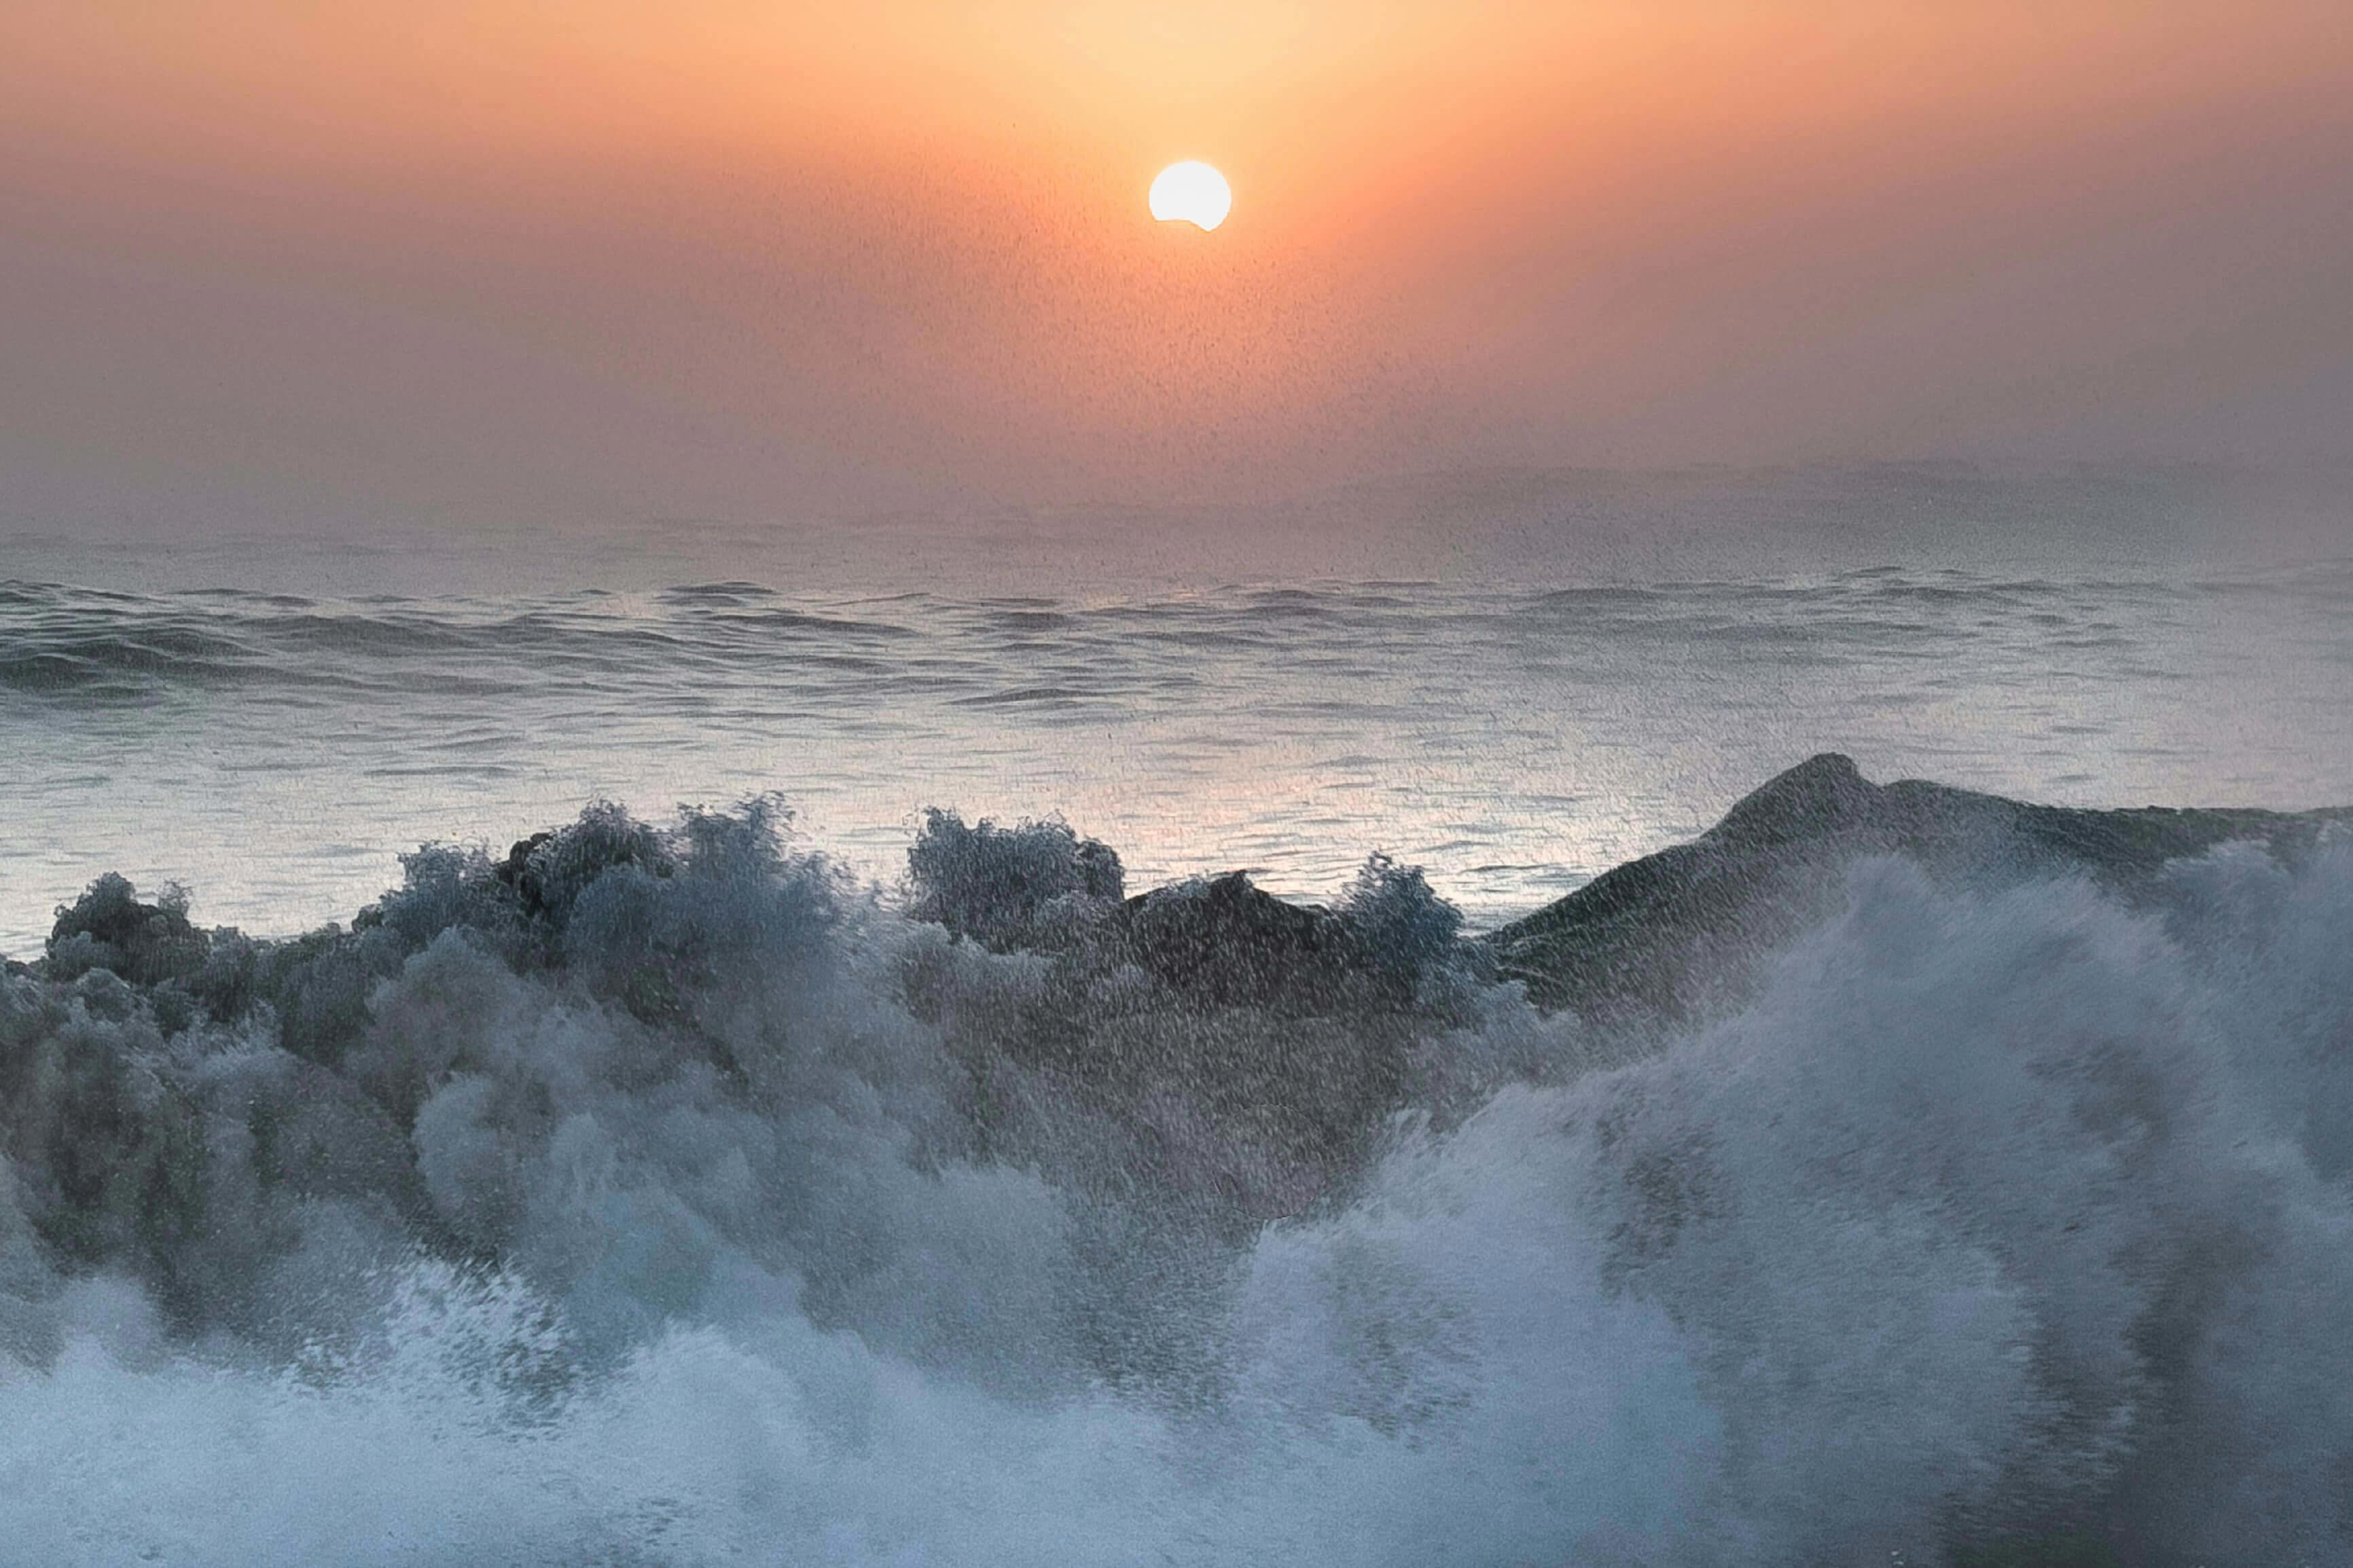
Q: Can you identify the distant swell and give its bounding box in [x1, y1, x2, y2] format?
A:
[7, 567, 2351, 959]
[4, 779, 2352, 1565]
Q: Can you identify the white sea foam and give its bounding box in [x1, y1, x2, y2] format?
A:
[4, 821, 2349, 1564]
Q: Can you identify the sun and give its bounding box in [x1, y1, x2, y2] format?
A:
[1149, 162, 1232, 232]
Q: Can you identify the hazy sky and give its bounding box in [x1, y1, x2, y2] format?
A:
[5, 1, 2350, 534]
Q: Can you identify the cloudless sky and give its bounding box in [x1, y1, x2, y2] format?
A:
[4, 1, 2350, 535]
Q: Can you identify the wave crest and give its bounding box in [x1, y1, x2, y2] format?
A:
[4, 782, 2352, 1563]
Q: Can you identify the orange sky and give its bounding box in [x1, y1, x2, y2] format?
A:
[3, 1, 2349, 528]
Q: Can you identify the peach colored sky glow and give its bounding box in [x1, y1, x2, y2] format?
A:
[3, 2, 2349, 528]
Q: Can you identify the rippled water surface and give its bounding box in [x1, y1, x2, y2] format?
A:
[6, 558, 2348, 953]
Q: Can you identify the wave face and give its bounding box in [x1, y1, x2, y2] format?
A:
[5, 797, 2352, 1565]
[7, 562, 2352, 955]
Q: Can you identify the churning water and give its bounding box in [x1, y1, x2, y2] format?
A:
[3, 516, 2352, 1565]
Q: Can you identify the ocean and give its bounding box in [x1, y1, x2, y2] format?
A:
[7, 532, 2348, 958]
[4, 479, 2352, 1564]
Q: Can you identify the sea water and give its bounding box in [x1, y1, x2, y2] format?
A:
[5, 543, 2347, 956]
[3, 481, 2352, 1565]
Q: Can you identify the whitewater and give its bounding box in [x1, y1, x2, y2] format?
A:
[4, 526, 2352, 1567]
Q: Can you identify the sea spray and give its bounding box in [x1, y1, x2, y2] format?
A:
[3, 790, 2350, 1564]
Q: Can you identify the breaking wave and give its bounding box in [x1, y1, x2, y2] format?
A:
[3, 792, 2351, 1565]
